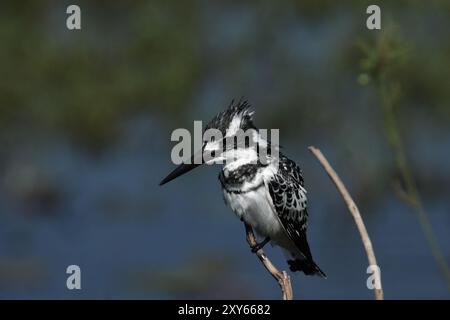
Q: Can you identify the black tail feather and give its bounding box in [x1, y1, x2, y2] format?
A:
[287, 259, 327, 278]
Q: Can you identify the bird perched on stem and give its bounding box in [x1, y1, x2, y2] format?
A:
[160, 99, 326, 278]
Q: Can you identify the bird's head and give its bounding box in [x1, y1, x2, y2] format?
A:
[159, 99, 266, 186]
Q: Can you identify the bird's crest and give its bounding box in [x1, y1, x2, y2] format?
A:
[205, 99, 255, 136]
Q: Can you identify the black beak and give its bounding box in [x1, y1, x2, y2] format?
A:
[159, 150, 204, 186]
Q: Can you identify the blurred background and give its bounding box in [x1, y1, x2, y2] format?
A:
[0, 0, 449, 299]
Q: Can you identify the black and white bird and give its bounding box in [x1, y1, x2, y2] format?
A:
[160, 100, 326, 277]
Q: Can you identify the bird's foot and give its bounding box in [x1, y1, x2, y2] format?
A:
[251, 237, 271, 253]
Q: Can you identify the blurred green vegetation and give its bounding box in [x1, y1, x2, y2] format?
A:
[0, 1, 203, 149]
[1, 1, 449, 151]
[356, 21, 450, 121]
[357, 21, 450, 289]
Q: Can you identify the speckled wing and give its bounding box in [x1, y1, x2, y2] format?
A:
[266, 155, 313, 260]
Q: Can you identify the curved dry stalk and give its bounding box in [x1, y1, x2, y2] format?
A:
[244, 223, 293, 300]
[308, 146, 384, 300]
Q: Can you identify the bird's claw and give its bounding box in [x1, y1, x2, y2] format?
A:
[250, 237, 270, 253]
[251, 244, 262, 253]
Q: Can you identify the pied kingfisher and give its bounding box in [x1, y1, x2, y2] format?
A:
[160, 100, 326, 277]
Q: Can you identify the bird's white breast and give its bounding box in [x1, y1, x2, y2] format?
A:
[222, 185, 283, 240]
